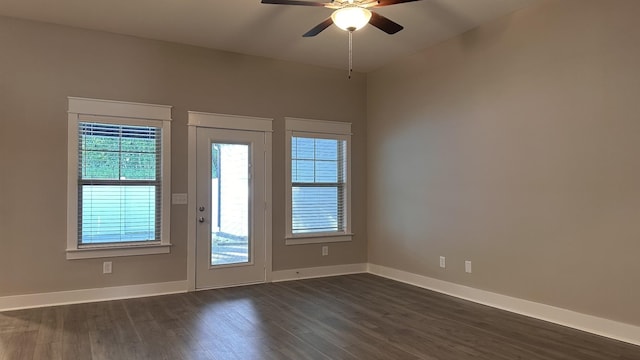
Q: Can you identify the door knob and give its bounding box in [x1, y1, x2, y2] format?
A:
[198, 217, 205, 223]
[199, 206, 205, 212]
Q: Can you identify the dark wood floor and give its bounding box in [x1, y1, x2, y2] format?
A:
[1, 274, 639, 360]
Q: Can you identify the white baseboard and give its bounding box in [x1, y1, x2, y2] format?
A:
[272, 263, 367, 282]
[0, 262, 368, 311]
[367, 263, 640, 347]
[2, 264, 638, 348]
[0, 280, 188, 312]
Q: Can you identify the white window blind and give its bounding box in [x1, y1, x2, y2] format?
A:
[291, 135, 346, 234]
[78, 122, 161, 245]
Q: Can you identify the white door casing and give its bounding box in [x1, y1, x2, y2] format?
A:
[187, 112, 272, 290]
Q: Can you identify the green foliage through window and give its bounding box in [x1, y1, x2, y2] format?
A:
[212, 145, 219, 179]
[80, 123, 159, 180]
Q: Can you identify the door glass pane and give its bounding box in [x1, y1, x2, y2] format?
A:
[211, 143, 250, 266]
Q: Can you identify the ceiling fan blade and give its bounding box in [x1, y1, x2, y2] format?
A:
[374, 0, 423, 6]
[303, 17, 334, 37]
[261, 0, 329, 6]
[369, 11, 404, 34]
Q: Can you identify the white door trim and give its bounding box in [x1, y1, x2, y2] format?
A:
[187, 112, 273, 291]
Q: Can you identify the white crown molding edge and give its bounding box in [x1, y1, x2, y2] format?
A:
[0, 280, 188, 312]
[367, 263, 640, 347]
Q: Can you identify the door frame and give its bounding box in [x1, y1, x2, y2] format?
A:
[187, 111, 273, 291]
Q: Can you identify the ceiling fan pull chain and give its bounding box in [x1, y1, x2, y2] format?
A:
[348, 30, 353, 79]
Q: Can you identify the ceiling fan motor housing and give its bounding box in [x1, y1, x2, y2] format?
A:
[331, 6, 373, 32]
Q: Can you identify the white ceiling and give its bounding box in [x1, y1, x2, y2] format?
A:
[0, 0, 538, 72]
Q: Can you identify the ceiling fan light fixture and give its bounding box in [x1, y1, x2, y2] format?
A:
[331, 7, 372, 32]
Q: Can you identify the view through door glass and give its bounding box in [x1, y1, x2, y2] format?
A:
[211, 143, 250, 266]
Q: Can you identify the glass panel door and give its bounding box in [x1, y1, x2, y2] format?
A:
[195, 127, 266, 289]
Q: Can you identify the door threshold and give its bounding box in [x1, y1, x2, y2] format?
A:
[195, 280, 267, 291]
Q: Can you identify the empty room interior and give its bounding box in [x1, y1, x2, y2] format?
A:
[1, 0, 640, 359]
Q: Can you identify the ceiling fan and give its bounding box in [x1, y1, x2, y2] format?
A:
[261, 0, 423, 78]
[261, 0, 423, 37]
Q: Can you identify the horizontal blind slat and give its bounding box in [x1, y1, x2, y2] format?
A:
[78, 122, 162, 245]
[291, 135, 346, 234]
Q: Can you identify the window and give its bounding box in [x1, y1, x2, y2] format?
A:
[67, 97, 172, 259]
[285, 118, 352, 245]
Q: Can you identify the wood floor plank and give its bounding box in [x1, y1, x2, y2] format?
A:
[0, 274, 639, 359]
[335, 275, 637, 360]
[32, 341, 63, 360]
[35, 307, 64, 345]
[302, 276, 548, 359]
[0, 330, 37, 360]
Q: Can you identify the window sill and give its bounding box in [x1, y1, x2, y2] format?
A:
[66, 243, 172, 260]
[285, 233, 353, 246]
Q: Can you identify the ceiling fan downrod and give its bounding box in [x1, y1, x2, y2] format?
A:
[348, 30, 353, 79]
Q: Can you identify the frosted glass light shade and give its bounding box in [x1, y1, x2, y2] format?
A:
[331, 7, 372, 31]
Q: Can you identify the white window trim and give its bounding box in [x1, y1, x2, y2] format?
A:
[285, 117, 353, 246]
[66, 97, 172, 259]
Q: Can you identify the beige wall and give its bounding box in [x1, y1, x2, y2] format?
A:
[3, 0, 638, 328]
[367, 0, 640, 326]
[0, 16, 367, 296]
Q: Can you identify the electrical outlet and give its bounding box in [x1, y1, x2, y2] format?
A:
[322, 246, 328, 256]
[103, 261, 112, 274]
[465, 260, 472, 273]
[439, 256, 446, 268]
